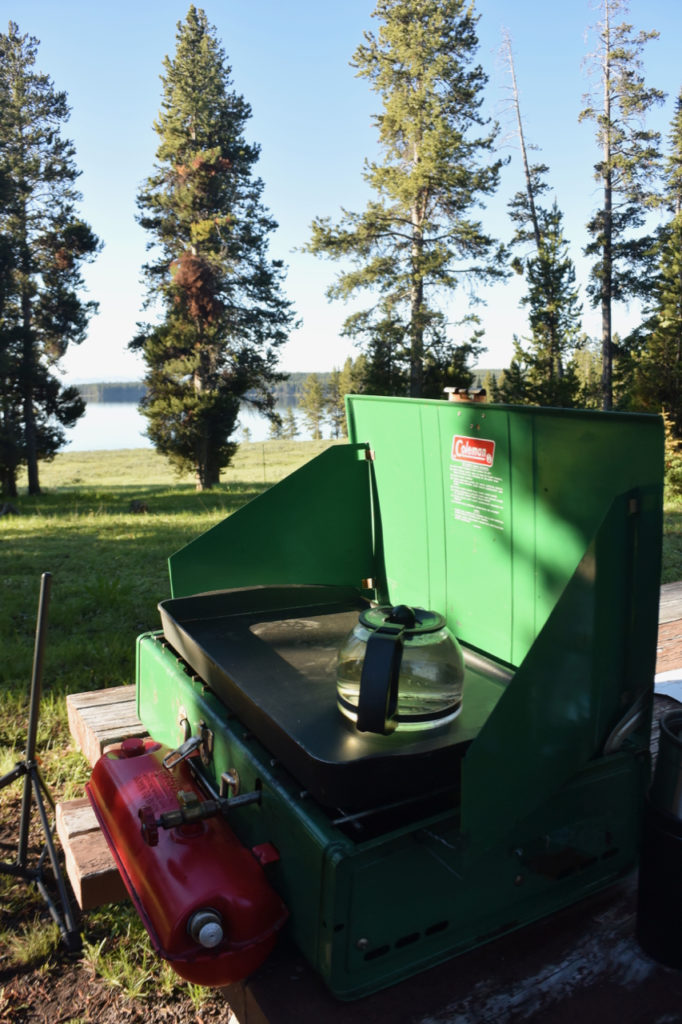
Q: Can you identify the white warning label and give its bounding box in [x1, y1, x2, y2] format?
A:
[450, 459, 505, 531]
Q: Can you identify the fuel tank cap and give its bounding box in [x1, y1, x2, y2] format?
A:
[187, 908, 224, 948]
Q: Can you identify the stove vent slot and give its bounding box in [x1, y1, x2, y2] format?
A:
[363, 919, 451, 961]
[424, 919, 449, 936]
[364, 944, 390, 961]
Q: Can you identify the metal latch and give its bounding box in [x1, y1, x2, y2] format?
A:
[162, 736, 202, 770]
[163, 726, 214, 770]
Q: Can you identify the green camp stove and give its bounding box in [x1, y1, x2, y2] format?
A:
[133, 396, 663, 1000]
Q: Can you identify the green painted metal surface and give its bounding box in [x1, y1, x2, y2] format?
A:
[345, 396, 663, 852]
[346, 395, 663, 667]
[139, 395, 664, 998]
[136, 632, 646, 999]
[168, 443, 374, 598]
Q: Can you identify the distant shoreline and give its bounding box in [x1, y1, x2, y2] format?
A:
[77, 369, 502, 404]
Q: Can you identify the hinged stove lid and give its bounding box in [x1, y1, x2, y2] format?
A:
[167, 444, 375, 599]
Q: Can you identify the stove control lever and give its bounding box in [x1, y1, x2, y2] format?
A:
[162, 736, 202, 770]
[141, 788, 263, 841]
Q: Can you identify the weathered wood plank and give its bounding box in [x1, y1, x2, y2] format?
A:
[658, 581, 682, 624]
[55, 796, 99, 841]
[66, 684, 137, 710]
[56, 797, 128, 911]
[67, 685, 146, 767]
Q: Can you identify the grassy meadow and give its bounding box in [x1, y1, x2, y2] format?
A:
[1, 441, 333, 748]
[0, 438, 681, 1012]
[0, 440, 333, 1011]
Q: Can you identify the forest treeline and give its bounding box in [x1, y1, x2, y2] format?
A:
[2, 1, 682, 493]
[77, 374, 326, 407]
[78, 369, 506, 406]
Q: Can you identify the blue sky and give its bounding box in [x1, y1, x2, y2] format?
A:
[4, 0, 682, 382]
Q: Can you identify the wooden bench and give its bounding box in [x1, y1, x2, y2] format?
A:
[55, 797, 127, 910]
[57, 685, 146, 910]
[66, 685, 146, 767]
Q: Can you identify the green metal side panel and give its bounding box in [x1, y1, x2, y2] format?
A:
[164, 395, 662, 855]
[346, 395, 663, 852]
[346, 395, 663, 666]
[168, 443, 374, 598]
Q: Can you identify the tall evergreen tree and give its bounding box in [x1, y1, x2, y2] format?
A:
[306, 0, 506, 399]
[299, 373, 325, 440]
[131, 6, 296, 489]
[666, 90, 682, 217]
[280, 406, 298, 441]
[631, 90, 682, 433]
[0, 23, 99, 496]
[579, 0, 664, 410]
[502, 38, 582, 408]
[325, 366, 346, 438]
[324, 355, 367, 437]
[501, 199, 583, 407]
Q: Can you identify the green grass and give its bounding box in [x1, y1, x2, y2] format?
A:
[2, 441, 334, 743]
[0, 915, 62, 968]
[663, 493, 682, 583]
[0, 439, 333, 1002]
[81, 905, 210, 1006]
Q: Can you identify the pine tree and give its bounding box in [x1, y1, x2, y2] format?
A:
[325, 367, 346, 439]
[281, 406, 298, 440]
[666, 90, 682, 217]
[421, 318, 484, 398]
[0, 23, 99, 496]
[631, 90, 682, 433]
[306, 0, 506, 399]
[324, 356, 367, 437]
[502, 201, 583, 407]
[131, 7, 296, 490]
[299, 373, 325, 440]
[502, 38, 582, 408]
[481, 370, 497, 400]
[268, 416, 284, 440]
[573, 338, 603, 409]
[580, 0, 664, 410]
[495, 348, 529, 405]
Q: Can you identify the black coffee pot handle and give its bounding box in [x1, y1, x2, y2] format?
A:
[356, 624, 404, 735]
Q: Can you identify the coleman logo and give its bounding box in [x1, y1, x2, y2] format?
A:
[452, 435, 495, 467]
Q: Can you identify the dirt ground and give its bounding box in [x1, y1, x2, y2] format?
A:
[0, 793, 236, 1024]
[0, 966, 234, 1024]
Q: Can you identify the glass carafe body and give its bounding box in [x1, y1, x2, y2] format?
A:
[336, 606, 464, 733]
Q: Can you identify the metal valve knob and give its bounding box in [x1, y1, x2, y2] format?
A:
[187, 908, 224, 948]
[138, 805, 159, 847]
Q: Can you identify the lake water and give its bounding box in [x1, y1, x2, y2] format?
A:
[63, 402, 311, 451]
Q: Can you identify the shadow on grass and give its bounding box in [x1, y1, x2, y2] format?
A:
[0, 495, 274, 708]
[9, 481, 269, 517]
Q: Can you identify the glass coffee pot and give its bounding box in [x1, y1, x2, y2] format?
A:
[336, 604, 464, 735]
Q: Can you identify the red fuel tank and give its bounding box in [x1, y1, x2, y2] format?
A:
[86, 737, 288, 986]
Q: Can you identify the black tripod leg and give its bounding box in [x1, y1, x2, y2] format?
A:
[31, 771, 81, 952]
[18, 572, 52, 866]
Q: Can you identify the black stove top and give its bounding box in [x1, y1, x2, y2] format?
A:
[158, 585, 509, 809]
